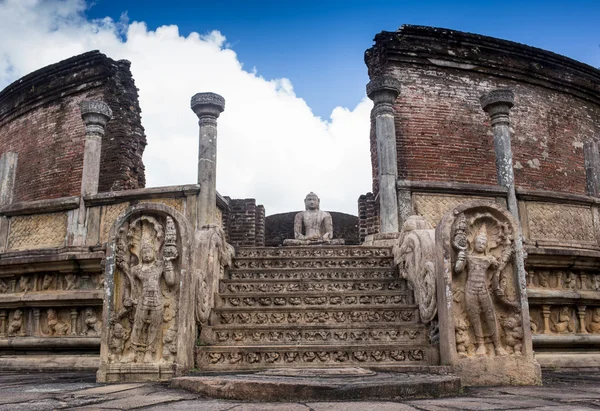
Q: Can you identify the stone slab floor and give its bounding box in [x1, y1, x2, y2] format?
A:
[1, 369, 599, 410]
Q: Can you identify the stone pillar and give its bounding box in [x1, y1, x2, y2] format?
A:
[480, 89, 519, 221]
[0, 152, 18, 205]
[32, 309, 41, 336]
[70, 308, 78, 335]
[367, 76, 401, 233]
[0, 152, 17, 252]
[191, 93, 225, 228]
[542, 305, 552, 334]
[577, 305, 588, 334]
[584, 139, 600, 197]
[0, 310, 6, 337]
[79, 101, 113, 197]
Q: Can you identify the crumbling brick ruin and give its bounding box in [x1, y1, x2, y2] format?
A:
[0, 51, 147, 202]
[1, 24, 600, 389]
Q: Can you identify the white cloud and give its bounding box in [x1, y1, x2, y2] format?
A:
[0, 0, 372, 215]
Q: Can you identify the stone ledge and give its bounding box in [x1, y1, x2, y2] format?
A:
[0, 250, 104, 275]
[172, 369, 460, 401]
[398, 180, 508, 197]
[0, 337, 100, 349]
[527, 288, 600, 305]
[0, 354, 99, 371]
[517, 188, 599, 205]
[533, 334, 600, 347]
[0, 290, 103, 308]
[0, 196, 79, 217]
[84, 184, 199, 206]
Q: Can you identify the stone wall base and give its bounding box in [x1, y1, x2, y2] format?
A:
[97, 363, 176, 383]
[453, 356, 541, 386]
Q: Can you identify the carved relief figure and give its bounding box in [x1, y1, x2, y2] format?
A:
[453, 214, 514, 356]
[283, 192, 344, 245]
[0, 279, 8, 294]
[587, 308, 600, 333]
[83, 308, 102, 336]
[64, 273, 77, 290]
[8, 309, 23, 336]
[592, 275, 600, 291]
[47, 308, 69, 336]
[564, 272, 578, 290]
[108, 323, 130, 362]
[111, 215, 180, 364]
[501, 313, 523, 355]
[161, 328, 177, 363]
[455, 318, 474, 358]
[552, 306, 574, 334]
[19, 276, 32, 292]
[42, 273, 56, 291]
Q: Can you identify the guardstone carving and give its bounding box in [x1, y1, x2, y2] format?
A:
[436, 201, 540, 386]
[98, 203, 195, 382]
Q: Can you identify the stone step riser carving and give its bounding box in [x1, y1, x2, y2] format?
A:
[206, 326, 429, 346]
[232, 259, 393, 270]
[196, 345, 428, 370]
[220, 279, 407, 294]
[214, 307, 419, 326]
[236, 247, 392, 259]
[228, 269, 397, 280]
[216, 292, 415, 308]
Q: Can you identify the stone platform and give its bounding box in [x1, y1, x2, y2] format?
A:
[170, 367, 461, 401]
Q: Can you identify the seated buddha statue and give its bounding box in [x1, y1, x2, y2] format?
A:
[283, 192, 345, 246]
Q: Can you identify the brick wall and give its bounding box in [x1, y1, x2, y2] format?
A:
[0, 51, 146, 203]
[224, 198, 265, 248]
[357, 193, 379, 244]
[365, 25, 600, 197]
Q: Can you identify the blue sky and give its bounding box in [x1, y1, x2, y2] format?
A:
[85, 0, 600, 119]
[0, 0, 598, 214]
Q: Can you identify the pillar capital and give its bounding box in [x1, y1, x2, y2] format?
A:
[480, 89, 514, 126]
[191, 92, 225, 120]
[79, 101, 112, 137]
[366, 77, 401, 114]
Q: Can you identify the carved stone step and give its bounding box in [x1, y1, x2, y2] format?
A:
[213, 306, 419, 326]
[232, 257, 393, 270]
[216, 291, 415, 308]
[205, 324, 429, 346]
[236, 246, 392, 259]
[195, 343, 429, 370]
[228, 267, 397, 280]
[220, 278, 407, 294]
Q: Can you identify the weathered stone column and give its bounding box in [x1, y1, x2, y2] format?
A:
[69, 101, 112, 246]
[480, 89, 519, 221]
[79, 101, 113, 197]
[584, 139, 600, 197]
[0, 152, 17, 252]
[367, 76, 401, 233]
[191, 92, 225, 228]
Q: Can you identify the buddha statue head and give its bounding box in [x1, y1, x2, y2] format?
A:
[304, 192, 320, 211]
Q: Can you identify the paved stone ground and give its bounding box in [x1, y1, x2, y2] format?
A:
[2, 369, 600, 410]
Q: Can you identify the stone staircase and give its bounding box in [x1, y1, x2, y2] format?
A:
[195, 245, 433, 371]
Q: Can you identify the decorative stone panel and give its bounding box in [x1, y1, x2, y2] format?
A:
[145, 198, 184, 214]
[100, 202, 129, 243]
[7, 212, 67, 250]
[413, 194, 487, 228]
[525, 202, 596, 243]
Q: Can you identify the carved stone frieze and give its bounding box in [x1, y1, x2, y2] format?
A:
[210, 327, 425, 345]
[526, 202, 596, 243]
[215, 308, 417, 326]
[197, 347, 427, 368]
[236, 247, 391, 259]
[233, 258, 392, 269]
[228, 269, 396, 280]
[221, 280, 406, 294]
[219, 293, 412, 308]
